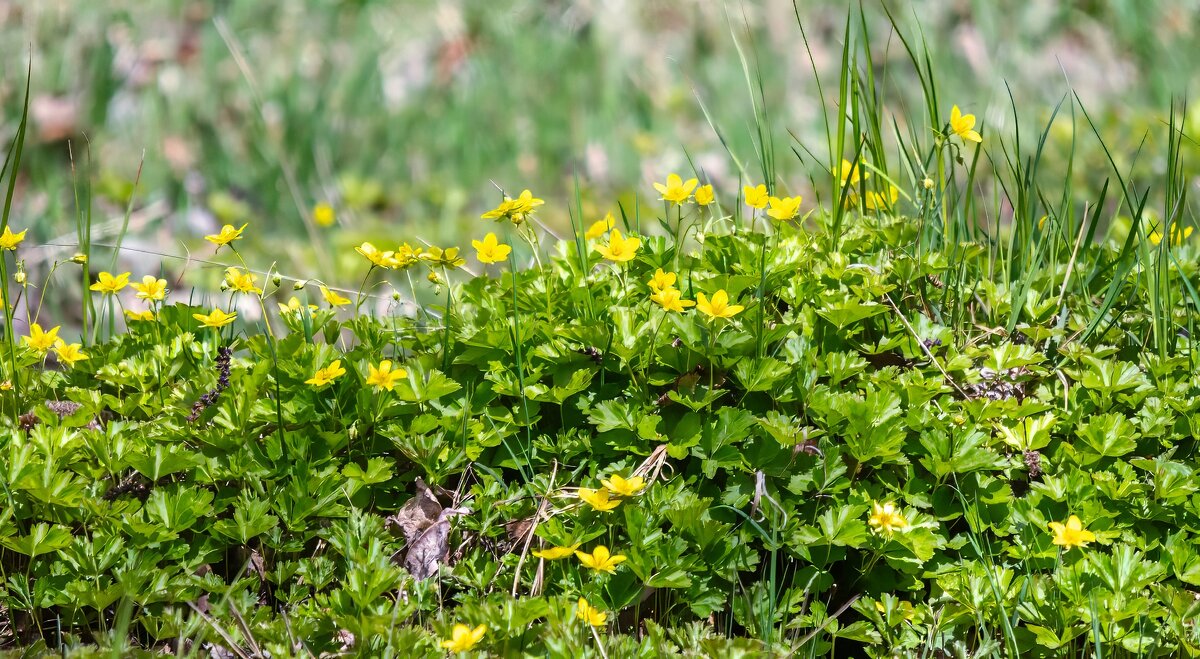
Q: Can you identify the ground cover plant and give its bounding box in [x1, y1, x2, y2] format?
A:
[2, 6, 1200, 659]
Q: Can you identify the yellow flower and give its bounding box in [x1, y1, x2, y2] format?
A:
[393, 243, 422, 269]
[694, 184, 715, 206]
[1149, 225, 1194, 246]
[653, 173, 699, 205]
[422, 246, 466, 268]
[131, 275, 168, 302]
[89, 271, 131, 295]
[1048, 515, 1096, 551]
[125, 309, 156, 322]
[439, 624, 486, 653]
[482, 189, 543, 225]
[305, 359, 346, 387]
[575, 545, 626, 573]
[532, 544, 580, 560]
[594, 229, 641, 263]
[647, 268, 677, 293]
[949, 105, 982, 143]
[601, 474, 646, 497]
[320, 286, 351, 307]
[53, 341, 88, 367]
[695, 290, 744, 320]
[836, 159, 868, 187]
[313, 202, 336, 227]
[278, 297, 317, 314]
[193, 308, 237, 328]
[577, 598, 607, 627]
[471, 232, 512, 264]
[224, 268, 262, 296]
[355, 242, 398, 269]
[0, 380, 10, 391]
[584, 213, 616, 240]
[868, 501, 908, 536]
[864, 185, 899, 211]
[578, 487, 620, 512]
[205, 223, 247, 249]
[0, 226, 27, 250]
[743, 184, 769, 209]
[365, 360, 407, 391]
[766, 196, 802, 221]
[23, 323, 61, 354]
[650, 287, 695, 313]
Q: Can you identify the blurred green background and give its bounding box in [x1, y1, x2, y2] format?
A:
[3, 0, 1199, 285]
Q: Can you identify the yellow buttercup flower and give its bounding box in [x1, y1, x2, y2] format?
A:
[193, 308, 237, 328]
[131, 275, 168, 302]
[584, 213, 616, 240]
[594, 229, 641, 263]
[440, 624, 486, 652]
[205, 223, 247, 249]
[305, 360, 346, 387]
[575, 545, 626, 573]
[471, 232, 512, 264]
[422, 246, 466, 268]
[393, 243, 422, 269]
[650, 287, 695, 313]
[578, 487, 620, 512]
[949, 105, 982, 143]
[0, 226, 27, 250]
[355, 242, 398, 269]
[53, 341, 88, 367]
[653, 173, 699, 205]
[864, 185, 899, 211]
[837, 159, 868, 187]
[224, 268, 262, 296]
[125, 309, 156, 322]
[1048, 515, 1096, 551]
[365, 360, 407, 391]
[868, 501, 908, 536]
[312, 202, 336, 227]
[766, 196, 802, 221]
[532, 544, 580, 560]
[1149, 225, 1194, 246]
[89, 271, 131, 295]
[23, 323, 61, 354]
[695, 290, 743, 320]
[647, 268, 677, 293]
[482, 189, 543, 225]
[601, 474, 645, 497]
[694, 184, 715, 206]
[743, 184, 769, 209]
[577, 598, 607, 627]
[320, 286, 351, 307]
[278, 297, 317, 314]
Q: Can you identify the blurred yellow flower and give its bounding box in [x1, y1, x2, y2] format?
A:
[365, 360, 407, 391]
[53, 341, 88, 367]
[601, 474, 645, 497]
[575, 545, 626, 573]
[864, 185, 899, 211]
[482, 189, 543, 225]
[422, 246, 466, 268]
[695, 290, 743, 320]
[205, 223, 247, 249]
[1048, 515, 1096, 550]
[471, 232, 512, 264]
[584, 213, 616, 240]
[837, 159, 868, 187]
[868, 501, 908, 536]
[356, 242, 397, 269]
[193, 308, 237, 328]
[305, 359, 346, 387]
[578, 487, 620, 512]
[647, 268, 676, 293]
[131, 275, 168, 302]
[394, 243, 422, 269]
[125, 309, 156, 322]
[90, 271, 131, 295]
[650, 287, 695, 313]
[1149, 225, 1194, 246]
[313, 202, 336, 227]
[949, 105, 982, 143]
[320, 286, 351, 307]
[694, 184, 715, 206]
[577, 598, 607, 627]
[224, 268, 262, 296]
[440, 624, 486, 652]
[0, 226, 27, 250]
[653, 173, 698, 205]
[532, 544, 580, 560]
[23, 323, 61, 354]
[766, 195, 802, 221]
[594, 229, 641, 263]
[278, 297, 317, 314]
[744, 184, 769, 209]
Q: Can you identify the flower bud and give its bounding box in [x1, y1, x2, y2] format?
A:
[272, 273, 282, 287]
[70, 253, 88, 265]
[293, 279, 308, 290]
[14, 271, 25, 285]
[922, 177, 934, 190]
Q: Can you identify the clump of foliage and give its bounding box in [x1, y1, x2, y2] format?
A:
[2, 10, 1200, 659]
